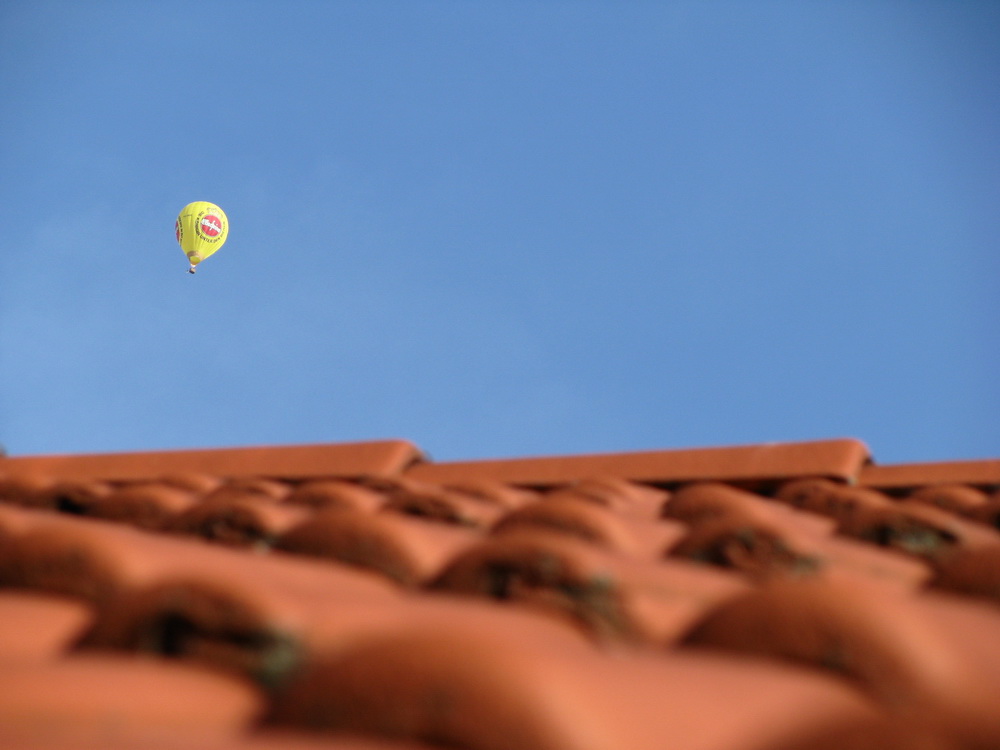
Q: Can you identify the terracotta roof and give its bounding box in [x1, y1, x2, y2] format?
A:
[1, 437, 998, 749]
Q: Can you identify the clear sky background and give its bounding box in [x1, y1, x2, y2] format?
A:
[1, 1, 997, 465]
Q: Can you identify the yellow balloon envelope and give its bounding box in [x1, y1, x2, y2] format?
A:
[175, 201, 228, 273]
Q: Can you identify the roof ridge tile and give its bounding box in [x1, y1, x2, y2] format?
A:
[0, 440, 425, 482]
[861, 458, 1000, 492]
[405, 439, 871, 487]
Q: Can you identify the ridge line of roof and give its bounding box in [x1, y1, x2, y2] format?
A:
[405, 438, 871, 487]
[4, 437, 996, 490]
[0, 440, 425, 482]
[861, 457, 1000, 490]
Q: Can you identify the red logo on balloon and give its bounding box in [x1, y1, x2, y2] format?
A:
[200, 215, 222, 237]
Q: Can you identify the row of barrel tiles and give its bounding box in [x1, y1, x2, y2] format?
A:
[0, 471, 999, 750]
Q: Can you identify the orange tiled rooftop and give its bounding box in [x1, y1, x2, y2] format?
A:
[1, 437, 999, 749]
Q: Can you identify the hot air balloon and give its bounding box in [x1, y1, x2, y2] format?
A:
[175, 201, 228, 273]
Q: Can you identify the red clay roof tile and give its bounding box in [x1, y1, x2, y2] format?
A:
[966, 498, 1000, 531]
[0, 730, 452, 750]
[285, 480, 387, 512]
[906, 484, 990, 515]
[835, 500, 1000, 568]
[167, 497, 312, 547]
[277, 509, 480, 586]
[0, 471, 55, 505]
[381, 484, 504, 529]
[664, 482, 836, 536]
[157, 472, 224, 494]
[860, 458, 1000, 492]
[541, 479, 668, 523]
[439, 479, 539, 510]
[0, 513, 209, 602]
[688, 579, 1000, 724]
[201, 477, 293, 505]
[80, 482, 198, 529]
[238, 734, 454, 750]
[405, 439, 871, 487]
[0, 440, 423, 482]
[806, 534, 933, 588]
[0, 591, 94, 661]
[684, 578, 1000, 747]
[232, 734, 454, 750]
[774, 479, 893, 526]
[915, 592, 1000, 680]
[43, 479, 116, 514]
[931, 545, 1000, 603]
[493, 495, 686, 558]
[763, 717, 959, 750]
[86, 587, 589, 693]
[0, 502, 53, 537]
[269, 624, 877, 750]
[0, 654, 262, 745]
[2, 478, 114, 514]
[668, 515, 821, 578]
[0, 510, 397, 606]
[667, 515, 931, 588]
[432, 529, 750, 644]
[79, 552, 401, 688]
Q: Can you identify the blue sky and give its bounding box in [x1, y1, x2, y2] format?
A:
[1, 1, 997, 465]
